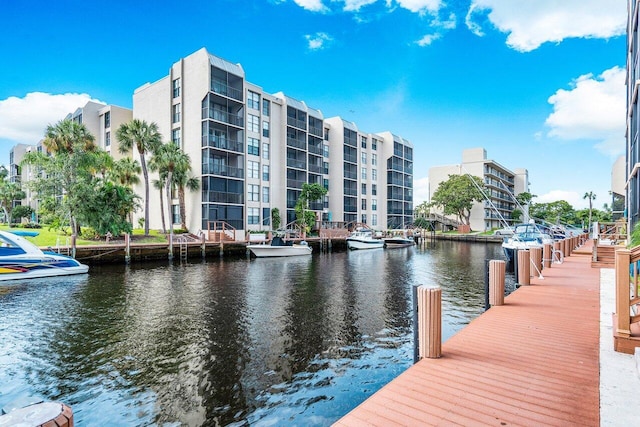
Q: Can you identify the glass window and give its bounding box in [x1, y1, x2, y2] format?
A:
[372, 138, 377, 150]
[262, 121, 269, 138]
[372, 214, 377, 226]
[248, 137, 260, 156]
[372, 184, 377, 195]
[248, 161, 259, 179]
[372, 199, 377, 210]
[262, 165, 269, 181]
[361, 198, 367, 210]
[361, 183, 366, 195]
[323, 144, 329, 158]
[172, 128, 181, 145]
[104, 111, 110, 128]
[361, 152, 366, 164]
[172, 103, 181, 123]
[248, 114, 260, 132]
[172, 204, 180, 224]
[248, 207, 259, 224]
[262, 143, 269, 160]
[323, 162, 329, 174]
[262, 208, 270, 225]
[361, 136, 367, 149]
[323, 179, 329, 190]
[262, 186, 269, 203]
[361, 167, 367, 180]
[372, 153, 377, 166]
[262, 99, 270, 116]
[248, 184, 259, 201]
[105, 131, 110, 147]
[324, 128, 329, 141]
[372, 169, 377, 180]
[361, 214, 367, 224]
[247, 91, 260, 109]
[172, 78, 180, 98]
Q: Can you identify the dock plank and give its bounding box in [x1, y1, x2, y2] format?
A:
[336, 240, 600, 426]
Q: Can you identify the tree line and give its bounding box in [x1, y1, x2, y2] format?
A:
[1, 118, 198, 238]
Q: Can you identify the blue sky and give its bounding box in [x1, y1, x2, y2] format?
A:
[0, 0, 627, 209]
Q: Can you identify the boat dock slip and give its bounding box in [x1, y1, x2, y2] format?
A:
[335, 240, 601, 426]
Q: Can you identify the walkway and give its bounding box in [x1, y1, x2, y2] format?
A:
[336, 241, 604, 426]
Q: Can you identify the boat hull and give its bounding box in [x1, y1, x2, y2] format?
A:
[0, 260, 89, 281]
[383, 238, 415, 248]
[346, 238, 384, 250]
[247, 245, 312, 257]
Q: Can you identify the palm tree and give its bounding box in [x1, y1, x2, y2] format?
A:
[152, 178, 167, 234]
[583, 191, 596, 232]
[173, 169, 199, 231]
[43, 119, 97, 154]
[116, 119, 162, 235]
[110, 158, 141, 187]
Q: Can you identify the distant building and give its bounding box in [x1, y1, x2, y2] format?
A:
[627, 1, 640, 229]
[133, 47, 414, 233]
[428, 148, 528, 232]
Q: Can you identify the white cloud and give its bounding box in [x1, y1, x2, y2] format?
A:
[395, 0, 443, 14]
[294, 0, 328, 12]
[545, 66, 625, 157]
[0, 92, 103, 145]
[413, 176, 429, 204]
[466, 0, 626, 52]
[343, 0, 377, 12]
[415, 32, 441, 46]
[305, 32, 334, 50]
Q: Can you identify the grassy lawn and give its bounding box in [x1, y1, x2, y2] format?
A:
[1, 226, 168, 246]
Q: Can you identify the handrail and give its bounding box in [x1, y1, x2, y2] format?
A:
[614, 245, 640, 351]
[207, 221, 236, 242]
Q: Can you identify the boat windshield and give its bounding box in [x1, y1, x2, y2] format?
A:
[0, 233, 28, 255]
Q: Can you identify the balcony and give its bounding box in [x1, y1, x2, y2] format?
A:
[211, 80, 243, 102]
[202, 107, 244, 127]
[287, 158, 307, 169]
[202, 135, 244, 153]
[287, 117, 307, 130]
[287, 137, 306, 150]
[203, 191, 244, 204]
[202, 164, 244, 179]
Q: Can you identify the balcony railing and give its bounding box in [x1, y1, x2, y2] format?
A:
[203, 191, 244, 204]
[202, 135, 244, 153]
[287, 117, 307, 130]
[202, 107, 244, 127]
[202, 164, 244, 178]
[287, 137, 306, 150]
[287, 158, 306, 169]
[211, 80, 243, 102]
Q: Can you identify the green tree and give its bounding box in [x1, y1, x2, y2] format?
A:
[529, 200, 576, 225]
[12, 205, 33, 223]
[583, 191, 596, 231]
[295, 183, 327, 233]
[429, 174, 486, 227]
[152, 178, 167, 233]
[23, 119, 98, 234]
[414, 201, 430, 218]
[0, 179, 26, 224]
[271, 207, 281, 231]
[80, 181, 139, 236]
[109, 157, 141, 187]
[116, 119, 162, 235]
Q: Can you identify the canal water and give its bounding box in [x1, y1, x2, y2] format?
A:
[0, 241, 514, 426]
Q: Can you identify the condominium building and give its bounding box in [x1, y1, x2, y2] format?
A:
[627, 0, 640, 229]
[429, 148, 528, 232]
[133, 47, 413, 234]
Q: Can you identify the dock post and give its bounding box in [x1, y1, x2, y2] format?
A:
[417, 284, 442, 359]
[530, 247, 542, 275]
[542, 243, 552, 269]
[489, 260, 506, 306]
[517, 249, 530, 286]
[125, 233, 131, 263]
[412, 285, 419, 363]
[553, 241, 563, 264]
[201, 233, 206, 259]
[168, 233, 174, 260]
[484, 259, 490, 311]
[564, 238, 571, 258]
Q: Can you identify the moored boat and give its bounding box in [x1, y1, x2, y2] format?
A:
[383, 231, 415, 248]
[501, 222, 553, 263]
[346, 229, 384, 250]
[247, 236, 312, 257]
[0, 230, 89, 281]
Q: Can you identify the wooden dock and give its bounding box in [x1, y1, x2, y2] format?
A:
[335, 239, 600, 426]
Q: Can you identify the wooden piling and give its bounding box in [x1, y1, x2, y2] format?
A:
[125, 233, 131, 263]
[417, 285, 442, 359]
[543, 243, 552, 269]
[489, 260, 505, 306]
[517, 249, 530, 286]
[530, 247, 542, 275]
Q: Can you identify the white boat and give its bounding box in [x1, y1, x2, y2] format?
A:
[0, 230, 89, 281]
[501, 223, 554, 263]
[346, 229, 384, 250]
[247, 236, 312, 257]
[383, 231, 415, 248]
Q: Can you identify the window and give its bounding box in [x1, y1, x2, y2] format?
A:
[361, 198, 367, 210]
[262, 143, 269, 159]
[262, 165, 269, 181]
[248, 137, 260, 156]
[248, 114, 260, 132]
[361, 136, 367, 149]
[372, 169, 377, 180]
[361, 214, 367, 224]
[248, 184, 259, 201]
[172, 104, 181, 123]
[104, 111, 110, 128]
[372, 199, 377, 210]
[262, 186, 270, 203]
[172, 204, 180, 224]
[172, 78, 180, 98]
[105, 131, 111, 147]
[361, 152, 367, 164]
[248, 207, 259, 224]
[323, 144, 329, 157]
[172, 128, 181, 145]
[372, 214, 377, 226]
[262, 208, 270, 225]
[324, 128, 330, 141]
[262, 99, 270, 116]
[247, 91, 260, 109]
[361, 183, 366, 195]
[372, 184, 377, 195]
[248, 161, 259, 179]
[372, 138, 377, 150]
[372, 153, 377, 166]
[262, 121, 269, 138]
[361, 167, 367, 180]
[323, 162, 329, 174]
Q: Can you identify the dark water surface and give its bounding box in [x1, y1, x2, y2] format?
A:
[0, 241, 514, 426]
